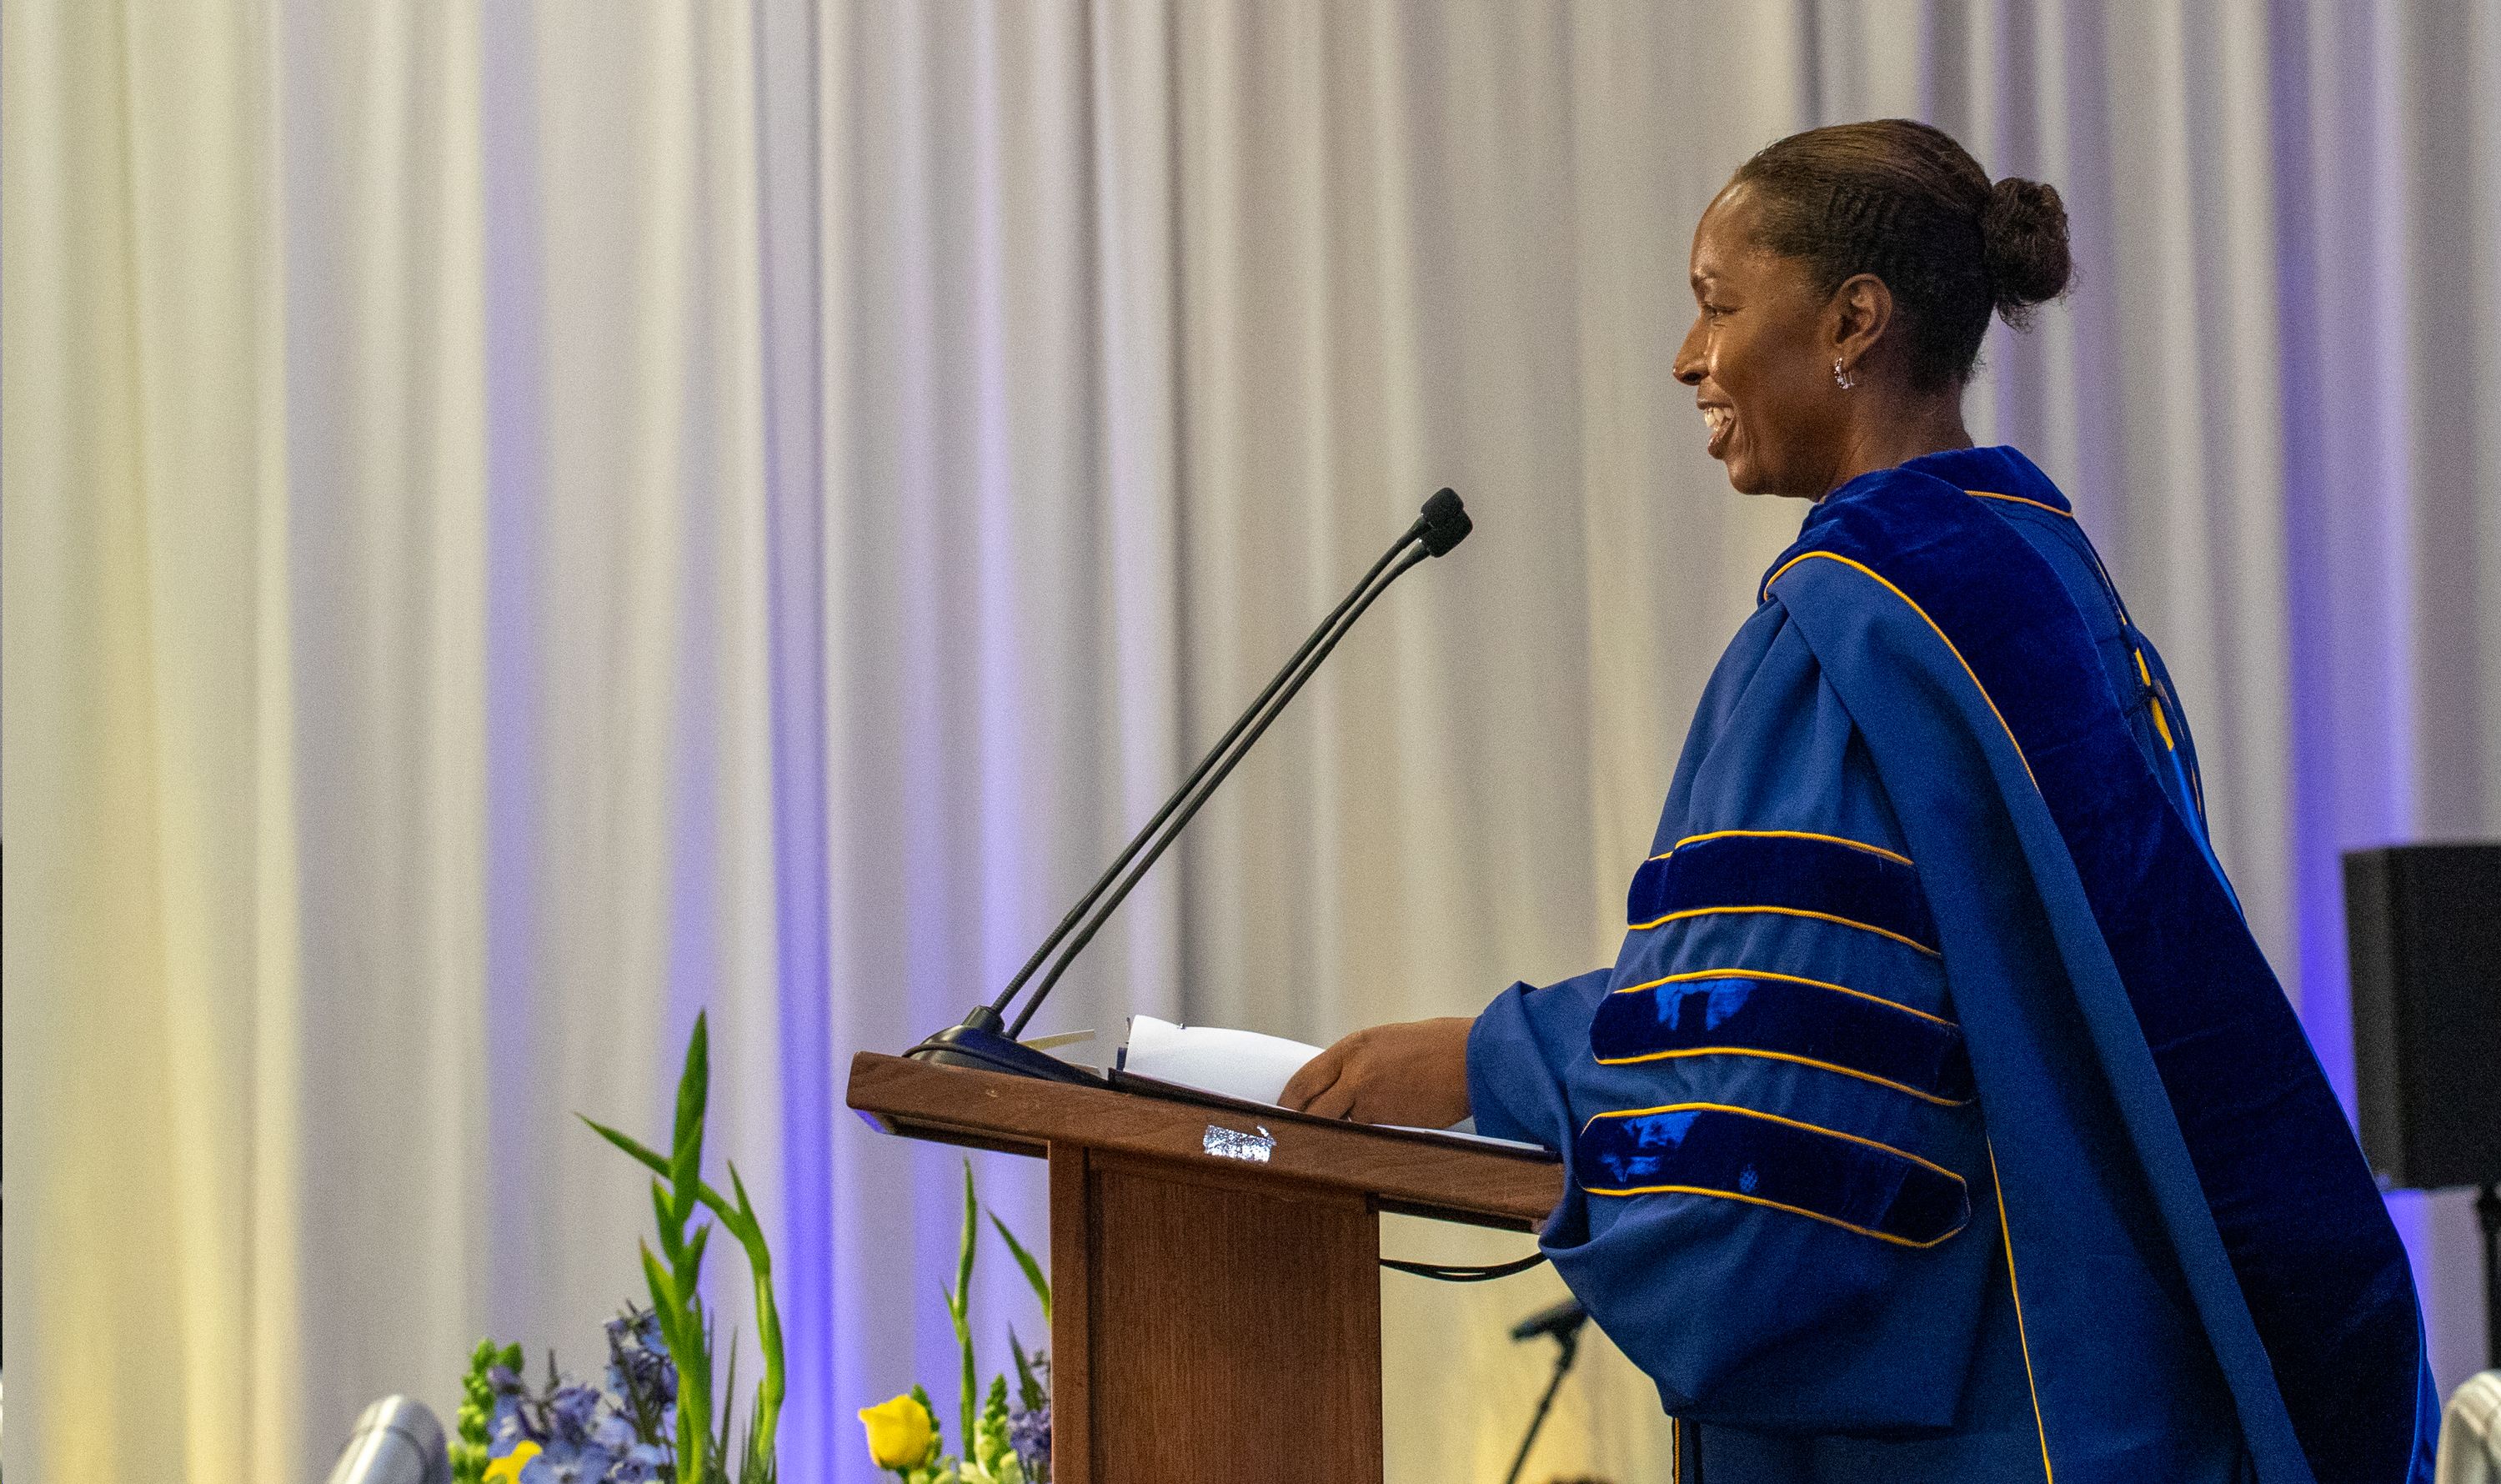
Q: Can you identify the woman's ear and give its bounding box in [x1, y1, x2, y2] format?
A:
[1829, 273, 1894, 375]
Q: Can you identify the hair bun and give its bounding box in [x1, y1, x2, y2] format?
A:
[1980, 176, 2072, 326]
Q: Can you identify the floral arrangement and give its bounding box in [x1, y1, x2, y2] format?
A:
[449, 1313, 677, 1484]
[855, 1161, 1052, 1484]
[435, 1013, 1055, 1484]
[452, 1014, 784, 1484]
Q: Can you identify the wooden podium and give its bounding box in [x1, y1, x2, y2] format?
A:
[847, 1051, 1565, 1484]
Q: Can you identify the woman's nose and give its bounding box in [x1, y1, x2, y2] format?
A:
[1672, 318, 1707, 384]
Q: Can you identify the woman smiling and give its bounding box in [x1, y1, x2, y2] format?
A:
[1281, 121, 2435, 1484]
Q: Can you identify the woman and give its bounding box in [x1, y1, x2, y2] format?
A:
[1280, 121, 2435, 1484]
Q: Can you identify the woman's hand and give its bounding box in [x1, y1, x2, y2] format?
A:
[1278, 1016, 1475, 1127]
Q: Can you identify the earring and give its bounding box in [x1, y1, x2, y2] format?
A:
[1833, 358, 1855, 390]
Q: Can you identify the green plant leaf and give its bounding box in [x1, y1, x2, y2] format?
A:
[953, 1160, 980, 1460]
[955, 1160, 979, 1306]
[652, 1179, 680, 1259]
[1007, 1329, 1045, 1416]
[590, 1113, 733, 1233]
[725, 1163, 767, 1261]
[716, 1336, 740, 1469]
[670, 1013, 711, 1222]
[674, 1012, 712, 1146]
[910, 1384, 942, 1466]
[677, 1300, 718, 1484]
[736, 1387, 776, 1484]
[672, 1111, 708, 1228]
[726, 1161, 785, 1466]
[640, 1243, 680, 1337]
[582, 1114, 672, 1179]
[683, 1222, 713, 1292]
[988, 1214, 1050, 1326]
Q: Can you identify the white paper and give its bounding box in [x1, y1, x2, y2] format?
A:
[1120, 1014, 1321, 1105]
[1379, 1121, 1542, 1151]
[1118, 1015, 1546, 1153]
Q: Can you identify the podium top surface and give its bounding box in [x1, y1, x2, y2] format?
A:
[846, 1051, 1563, 1232]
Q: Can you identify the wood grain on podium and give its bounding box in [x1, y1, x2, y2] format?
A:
[845, 1051, 1560, 1229]
[1053, 1146, 1386, 1482]
[846, 1051, 1563, 1483]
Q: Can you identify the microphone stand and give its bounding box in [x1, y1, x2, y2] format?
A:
[1501, 1299, 1700, 1484]
[906, 489, 1472, 1080]
[1502, 1303, 1587, 1484]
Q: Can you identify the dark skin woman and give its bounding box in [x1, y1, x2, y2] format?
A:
[1280, 176, 1974, 1125]
[1284, 122, 2433, 1484]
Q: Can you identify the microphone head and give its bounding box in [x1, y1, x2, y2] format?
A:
[1509, 1297, 1589, 1344]
[1418, 488, 1471, 557]
[325, 1396, 450, 1484]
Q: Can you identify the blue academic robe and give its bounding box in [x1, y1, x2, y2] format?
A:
[1467, 447, 2439, 1484]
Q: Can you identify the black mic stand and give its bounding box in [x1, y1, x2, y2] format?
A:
[906, 489, 1473, 1080]
[1501, 1299, 1701, 1484]
[1502, 1300, 1588, 1484]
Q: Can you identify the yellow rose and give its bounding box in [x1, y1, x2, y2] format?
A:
[482, 1441, 540, 1484]
[857, 1392, 937, 1471]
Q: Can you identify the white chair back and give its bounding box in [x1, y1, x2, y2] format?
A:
[2439, 1371, 2501, 1484]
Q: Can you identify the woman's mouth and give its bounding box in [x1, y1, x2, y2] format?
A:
[1702, 404, 1734, 458]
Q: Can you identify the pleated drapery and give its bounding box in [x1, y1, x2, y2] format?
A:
[7, 4, 2497, 1483]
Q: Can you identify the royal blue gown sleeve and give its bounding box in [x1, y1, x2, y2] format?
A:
[1466, 597, 2003, 1436]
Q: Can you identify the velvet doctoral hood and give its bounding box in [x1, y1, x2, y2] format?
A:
[1468, 447, 2435, 1484]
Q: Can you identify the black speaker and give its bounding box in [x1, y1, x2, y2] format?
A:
[2342, 842, 2501, 1191]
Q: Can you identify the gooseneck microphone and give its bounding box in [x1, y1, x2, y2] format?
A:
[906, 489, 1473, 1081]
[324, 1396, 451, 1484]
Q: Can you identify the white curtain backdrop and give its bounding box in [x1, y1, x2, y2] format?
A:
[7, 4, 2495, 1483]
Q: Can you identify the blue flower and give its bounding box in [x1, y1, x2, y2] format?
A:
[603, 1306, 677, 1411]
[519, 1434, 616, 1484]
[545, 1384, 602, 1447]
[475, 1320, 683, 1482]
[1008, 1401, 1051, 1479]
[486, 1367, 539, 1449]
[589, 1411, 638, 1456]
